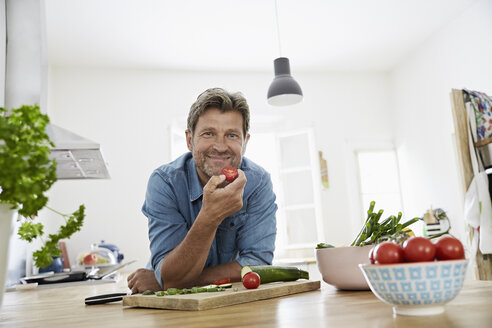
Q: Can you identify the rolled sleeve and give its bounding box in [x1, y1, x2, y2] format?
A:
[142, 171, 189, 288]
[235, 172, 277, 267]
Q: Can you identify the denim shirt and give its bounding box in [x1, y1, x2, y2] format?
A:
[142, 152, 277, 287]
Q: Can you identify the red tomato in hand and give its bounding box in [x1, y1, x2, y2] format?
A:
[435, 236, 465, 260]
[221, 166, 238, 182]
[374, 242, 404, 264]
[83, 254, 98, 266]
[403, 237, 436, 262]
[242, 272, 261, 289]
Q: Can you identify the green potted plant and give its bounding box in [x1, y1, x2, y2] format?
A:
[0, 104, 85, 289]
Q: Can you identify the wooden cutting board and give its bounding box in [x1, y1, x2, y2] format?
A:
[122, 280, 320, 311]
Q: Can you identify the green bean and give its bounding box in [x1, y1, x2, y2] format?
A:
[379, 216, 392, 226]
[367, 201, 375, 215]
[350, 202, 419, 246]
[401, 217, 419, 229]
[351, 210, 373, 246]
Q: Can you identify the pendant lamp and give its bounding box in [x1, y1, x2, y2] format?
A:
[267, 0, 303, 106]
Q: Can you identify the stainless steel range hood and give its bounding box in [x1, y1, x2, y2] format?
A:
[45, 125, 110, 179]
[4, 0, 110, 179]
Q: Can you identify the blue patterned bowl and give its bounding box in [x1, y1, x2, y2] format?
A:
[359, 259, 468, 316]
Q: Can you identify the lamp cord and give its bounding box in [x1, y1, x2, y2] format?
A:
[274, 0, 282, 57]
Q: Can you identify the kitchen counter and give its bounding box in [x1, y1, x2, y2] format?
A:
[1, 276, 491, 328]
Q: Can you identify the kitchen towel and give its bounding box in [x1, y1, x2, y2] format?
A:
[464, 101, 492, 254]
[465, 89, 492, 142]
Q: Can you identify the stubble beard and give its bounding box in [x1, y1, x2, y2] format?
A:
[194, 149, 242, 180]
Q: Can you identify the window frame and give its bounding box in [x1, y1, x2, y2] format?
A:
[344, 139, 404, 235]
[275, 128, 325, 250]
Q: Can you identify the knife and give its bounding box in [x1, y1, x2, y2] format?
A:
[85, 292, 130, 305]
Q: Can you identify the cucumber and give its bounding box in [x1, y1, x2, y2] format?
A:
[241, 265, 309, 284]
[217, 283, 232, 288]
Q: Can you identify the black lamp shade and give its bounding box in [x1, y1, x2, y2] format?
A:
[267, 57, 303, 106]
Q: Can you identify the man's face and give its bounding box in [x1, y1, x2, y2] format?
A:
[186, 108, 249, 185]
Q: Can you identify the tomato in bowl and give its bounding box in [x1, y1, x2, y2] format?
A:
[435, 236, 465, 260]
[359, 259, 469, 316]
[360, 236, 468, 316]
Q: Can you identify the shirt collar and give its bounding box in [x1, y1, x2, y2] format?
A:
[186, 154, 204, 202]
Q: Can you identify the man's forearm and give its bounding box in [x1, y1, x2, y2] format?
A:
[193, 261, 242, 286]
[159, 217, 242, 288]
[160, 215, 217, 289]
[159, 173, 246, 289]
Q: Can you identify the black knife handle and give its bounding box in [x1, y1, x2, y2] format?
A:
[85, 292, 128, 305]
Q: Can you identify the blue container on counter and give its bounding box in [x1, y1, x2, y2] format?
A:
[38, 256, 64, 273]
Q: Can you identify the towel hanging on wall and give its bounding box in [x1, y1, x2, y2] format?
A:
[464, 100, 492, 254]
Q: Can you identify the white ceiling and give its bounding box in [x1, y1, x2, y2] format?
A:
[44, 0, 477, 72]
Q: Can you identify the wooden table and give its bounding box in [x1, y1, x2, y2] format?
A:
[1, 277, 491, 328]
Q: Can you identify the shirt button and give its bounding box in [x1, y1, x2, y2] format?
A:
[230, 222, 235, 227]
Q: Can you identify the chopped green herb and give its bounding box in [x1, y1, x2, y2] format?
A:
[167, 288, 178, 295]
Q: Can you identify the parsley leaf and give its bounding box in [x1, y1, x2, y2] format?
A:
[1, 105, 86, 269]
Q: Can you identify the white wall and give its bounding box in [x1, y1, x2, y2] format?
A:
[299, 72, 393, 246]
[42, 68, 392, 269]
[392, 0, 492, 242]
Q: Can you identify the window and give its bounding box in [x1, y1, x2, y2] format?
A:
[355, 149, 403, 220]
[275, 129, 324, 250]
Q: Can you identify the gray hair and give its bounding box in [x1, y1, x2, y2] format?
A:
[187, 88, 250, 137]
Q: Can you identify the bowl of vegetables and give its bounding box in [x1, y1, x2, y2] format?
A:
[360, 236, 468, 316]
[316, 245, 373, 290]
[315, 201, 419, 290]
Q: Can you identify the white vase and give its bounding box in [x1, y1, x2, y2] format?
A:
[0, 203, 17, 308]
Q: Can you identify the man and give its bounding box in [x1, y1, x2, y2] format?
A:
[128, 88, 277, 292]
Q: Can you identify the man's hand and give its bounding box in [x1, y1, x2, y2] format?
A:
[201, 169, 247, 227]
[127, 268, 161, 294]
[157, 170, 246, 289]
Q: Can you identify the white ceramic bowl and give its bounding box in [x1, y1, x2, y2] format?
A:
[315, 245, 372, 290]
[359, 259, 469, 316]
